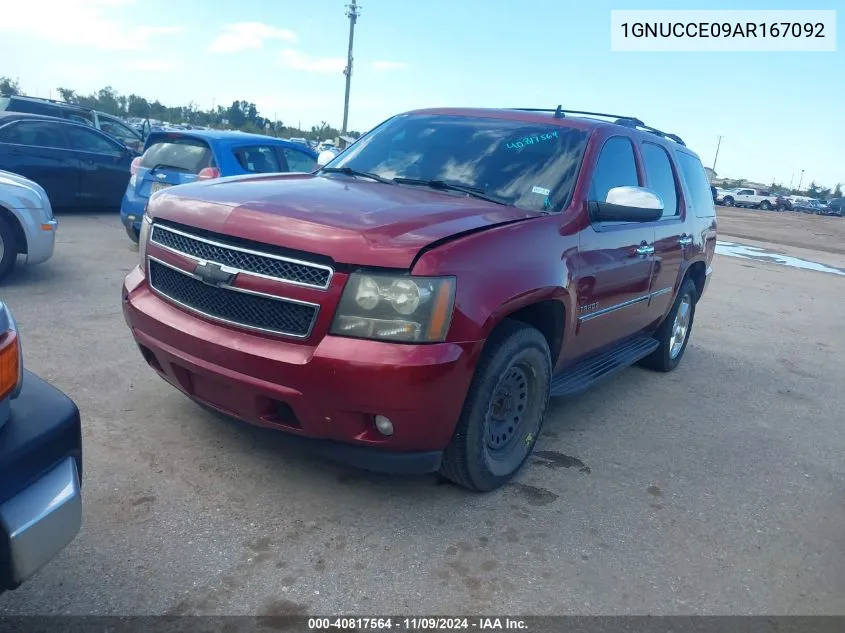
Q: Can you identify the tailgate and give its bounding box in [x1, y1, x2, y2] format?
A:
[130, 134, 216, 200]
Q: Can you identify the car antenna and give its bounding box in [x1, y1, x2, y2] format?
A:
[554, 105, 564, 119]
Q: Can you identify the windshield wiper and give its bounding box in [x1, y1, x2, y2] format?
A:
[149, 163, 190, 173]
[392, 178, 507, 206]
[320, 166, 395, 185]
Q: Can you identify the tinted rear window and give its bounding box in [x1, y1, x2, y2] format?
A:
[675, 151, 715, 218]
[232, 145, 282, 173]
[0, 97, 9, 111]
[141, 137, 213, 173]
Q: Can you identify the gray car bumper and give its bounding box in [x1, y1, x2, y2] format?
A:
[24, 219, 57, 265]
[0, 457, 81, 585]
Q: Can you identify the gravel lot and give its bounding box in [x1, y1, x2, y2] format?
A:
[0, 209, 842, 615]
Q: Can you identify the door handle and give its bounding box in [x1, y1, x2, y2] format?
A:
[679, 236, 693, 246]
[635, 244, 655, 256]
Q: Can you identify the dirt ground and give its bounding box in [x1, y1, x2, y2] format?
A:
[0, 210, 842, 615]
[716, 206, 845, 255]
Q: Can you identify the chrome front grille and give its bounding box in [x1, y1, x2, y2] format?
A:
[148, 258, 319, 337]
[150, 224, 333, 289]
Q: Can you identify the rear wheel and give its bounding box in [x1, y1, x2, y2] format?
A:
[440, 320, 551, 492]
[0, 215, 19, 284]
[723, 196, 734, 207]
[759, 200, 772, 210]
[639, 279, 698, 373]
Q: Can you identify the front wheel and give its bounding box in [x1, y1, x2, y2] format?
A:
[440, 320, 551, 492]
[723, 196, 734, 207]
[639, 279, 698, 372]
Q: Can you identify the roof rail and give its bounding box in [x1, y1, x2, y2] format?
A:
[507, 106, 685, 146]
[3, 93, 92, 111]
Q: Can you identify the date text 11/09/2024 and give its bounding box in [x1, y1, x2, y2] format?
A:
[307, 617, 529, 630]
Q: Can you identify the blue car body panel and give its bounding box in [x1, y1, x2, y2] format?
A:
[120, 130, 318, 240]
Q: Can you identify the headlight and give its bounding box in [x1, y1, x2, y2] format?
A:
[330, 273, 456, 343]
[138, 211, 153, 269]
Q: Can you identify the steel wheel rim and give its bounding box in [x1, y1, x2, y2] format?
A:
[669, 296, 692, 359]
[486, 362, 533, 456]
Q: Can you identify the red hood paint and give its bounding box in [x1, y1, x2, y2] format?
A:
[147, 173, 541, 268]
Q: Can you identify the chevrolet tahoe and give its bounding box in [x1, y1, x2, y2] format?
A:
[122, 107, 716, 492]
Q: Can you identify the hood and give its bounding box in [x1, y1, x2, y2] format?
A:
[148, 173, 541, 268]
[0, 169, 48, 209]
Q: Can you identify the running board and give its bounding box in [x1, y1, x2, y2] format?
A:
[550, 337, 659, 397]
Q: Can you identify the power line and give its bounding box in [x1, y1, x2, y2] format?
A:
[341, 0, 360, 134]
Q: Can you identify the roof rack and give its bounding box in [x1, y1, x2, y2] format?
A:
[508, 106, 685, 146]
[1, 93, 91, 111]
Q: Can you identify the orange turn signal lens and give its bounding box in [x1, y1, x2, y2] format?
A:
[426, 278, 456, 341]
[0, 330, 20, 400]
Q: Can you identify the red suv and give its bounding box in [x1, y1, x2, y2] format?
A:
[122, 107, 716, 491]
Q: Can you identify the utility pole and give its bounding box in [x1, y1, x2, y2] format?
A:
[341, 0, 360, 134]
[798, 169, 805, 191]
[711, 135, 723, 173]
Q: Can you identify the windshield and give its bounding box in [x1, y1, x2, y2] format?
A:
[328, 114, 589, 212]
[141, 137, 213, 173]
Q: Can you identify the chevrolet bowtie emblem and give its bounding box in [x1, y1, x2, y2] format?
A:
[193, 261, 237, 286]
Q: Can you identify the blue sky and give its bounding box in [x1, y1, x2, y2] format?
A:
[1, 0, 843, 188]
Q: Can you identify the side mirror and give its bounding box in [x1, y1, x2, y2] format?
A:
[589, 186, 664, 223]
[316, 150, 335, 167]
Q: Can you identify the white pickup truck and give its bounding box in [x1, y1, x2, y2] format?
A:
[720, 188, 778, 210]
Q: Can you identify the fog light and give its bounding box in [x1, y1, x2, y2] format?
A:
[374, 415, 394, 436]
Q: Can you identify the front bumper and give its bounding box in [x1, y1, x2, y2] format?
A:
[122, 267, 481, 472]
[0, 371, 82, 590]
[22, 216, 57, 266]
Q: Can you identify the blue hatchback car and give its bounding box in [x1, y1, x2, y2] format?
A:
[120, 130, 318, 242]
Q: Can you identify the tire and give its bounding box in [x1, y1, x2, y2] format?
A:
[723, 196, 734, 207]
[0, 215, 19, 284]
[759, 201, 772, 210]
[776, 204, 785, 212]
[440, 319, 551, 492]
[639, 279, 698, 373]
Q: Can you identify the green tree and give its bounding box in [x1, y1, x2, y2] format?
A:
[228, 101, 245, 128]
[832, 183, 842, 198]
[0, 77, 21, 95]
[57, 87, 77, 103]
[127, 94, 150, 117]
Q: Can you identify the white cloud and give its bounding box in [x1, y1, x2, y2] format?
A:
[371, 61, 408, 71]
[0, 0, 181, 51]
[278, 49, 346, 74]
[208, 22, 298, 53]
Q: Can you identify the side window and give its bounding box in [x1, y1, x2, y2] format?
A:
[100, 118, 139, 145]
[588, 137, 639, 202]
[232, 145, 283, 173]
[64, 125, 123, 156]
[282, 147, 317, 172]
[0, 121, 67, 149]
[675, 151, 716, 218]
[641, 142, 678, 217]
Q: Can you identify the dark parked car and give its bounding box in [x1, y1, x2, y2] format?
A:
[823, 198, 844, 217]
[0, 300, 82, 592]
[123, 106, 716, 491]
[0, 94, 145, 152]
[775, 195, 793, 211]
[0, 112, 138, 210]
